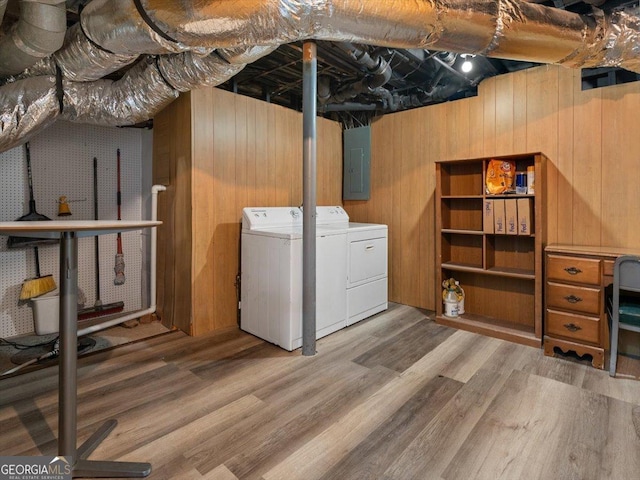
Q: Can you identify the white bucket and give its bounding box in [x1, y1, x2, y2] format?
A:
[30, 292, 59, 335]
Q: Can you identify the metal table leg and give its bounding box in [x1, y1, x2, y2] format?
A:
[58, 232, 151, 478]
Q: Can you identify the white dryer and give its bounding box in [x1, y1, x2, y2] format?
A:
[240, 207, 347, 351]
[314, 206, 389, 325]
[343, 222, 388, 325]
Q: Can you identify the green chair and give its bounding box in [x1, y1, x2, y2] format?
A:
[608, 255, 640, 377]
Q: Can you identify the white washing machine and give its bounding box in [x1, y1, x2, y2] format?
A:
[240, 207, 347, 351]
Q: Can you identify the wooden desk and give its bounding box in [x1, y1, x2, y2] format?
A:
[0, 220, 160, 478]
[544, 244, 640, 369]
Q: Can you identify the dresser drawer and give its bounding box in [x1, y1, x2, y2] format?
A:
[546, 309, 600, 344]
[546, 282, 600, 315]
[547, 255, 601, 286]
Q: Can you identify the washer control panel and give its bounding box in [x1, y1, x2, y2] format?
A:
[242, 207, 303, 230]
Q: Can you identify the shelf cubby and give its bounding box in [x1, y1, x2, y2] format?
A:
[441, 197, 483, 231]
[441, 233, 483, 268]
[485, 235, 535, 273]
[435, 153, 547, 346]
[439, 161, 483, 196]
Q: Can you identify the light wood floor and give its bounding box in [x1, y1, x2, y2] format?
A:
[2, 303, 640, 480]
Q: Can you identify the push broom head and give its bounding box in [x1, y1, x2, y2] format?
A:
[19, 274, 56, 301]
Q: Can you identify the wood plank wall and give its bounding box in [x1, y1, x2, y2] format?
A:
[154, 88, 343, 335]
[344, 64, 640, 311]
[153, 93, 193, 335]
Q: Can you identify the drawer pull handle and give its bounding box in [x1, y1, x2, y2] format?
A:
[564, 266, 582, 275]
[563, 323, 582, 332]
[564, 295, 582, 304]
[365, 245, 375, 251]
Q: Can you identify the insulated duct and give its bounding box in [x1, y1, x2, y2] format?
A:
[60, 56, 179, 126]
[0, 0, 8, 24]
[0, 0, 67, 76]
[319, 43, 393, 105]
[60, 46, 275, 125]
[77, 0, 640, 71]
[0, 75, 61, 149]
[0, 46, 275, 151]
[3, 0, 640, 152]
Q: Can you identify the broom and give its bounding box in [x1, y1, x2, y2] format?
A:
[78, 157, 124, 320]
[7, 142, 59, 249]
[19, 246, 56, 300]
[114, 148, 125, 285]
[8, 142, 57, 300]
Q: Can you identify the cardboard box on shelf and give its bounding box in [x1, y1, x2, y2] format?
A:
[505, 199, 518, 235]
[493, 199, 505, 234]
[517, 197, 532, 235]
[483, 199, 494, 234]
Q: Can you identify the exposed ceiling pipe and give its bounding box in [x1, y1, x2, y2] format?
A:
[425, 68, 448, 96]
[318, 75, 332, 104]
[319, 43, 393, 105]
[383, 80, 469, 109]
[336, 43, 393, 88]
[0, 0, 67, 76]
[432, 55, 478, 86]
[319, 102, 378, 112]
[3, 0, 640, 153]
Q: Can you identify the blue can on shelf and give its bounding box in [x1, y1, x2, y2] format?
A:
[515, 172, 527, 194]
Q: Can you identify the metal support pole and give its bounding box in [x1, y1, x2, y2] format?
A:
[59, 231, 78, 460]
[302, 41, 317, 356]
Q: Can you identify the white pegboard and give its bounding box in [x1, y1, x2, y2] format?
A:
[0, 121, 149, 338]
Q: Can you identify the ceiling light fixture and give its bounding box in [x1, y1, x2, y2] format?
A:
[460, 54, 475, 73]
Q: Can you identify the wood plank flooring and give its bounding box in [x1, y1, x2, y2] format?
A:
[2, 303, 640, 479]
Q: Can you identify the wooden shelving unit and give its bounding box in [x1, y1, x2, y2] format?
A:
[435, 153, 547, 347]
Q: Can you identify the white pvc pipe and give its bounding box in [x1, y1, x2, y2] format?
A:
[77, 184, 166, 337]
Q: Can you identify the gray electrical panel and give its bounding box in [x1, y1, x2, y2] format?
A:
[343, 125, 371, 200]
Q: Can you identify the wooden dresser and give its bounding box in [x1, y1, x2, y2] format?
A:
[544, 244, 639, 369]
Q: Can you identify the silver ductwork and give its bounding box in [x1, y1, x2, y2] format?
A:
[54, 23, 141, 81]
[78, 0, 640, 70]
[60, 56, 178, 126]
[60, 48, 266, 126]
[0, 0, 8, 24]
[0, 0, 67, 76]
[0, 75, 61, 148]
[2, 0, 640, 152]
[0, 45, 277, 151]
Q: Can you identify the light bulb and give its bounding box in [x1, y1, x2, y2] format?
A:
[459, 53, 474, 73]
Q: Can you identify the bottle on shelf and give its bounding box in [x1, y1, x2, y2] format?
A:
[442, 277, 464, 318]
[443, 288, 459, 318]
